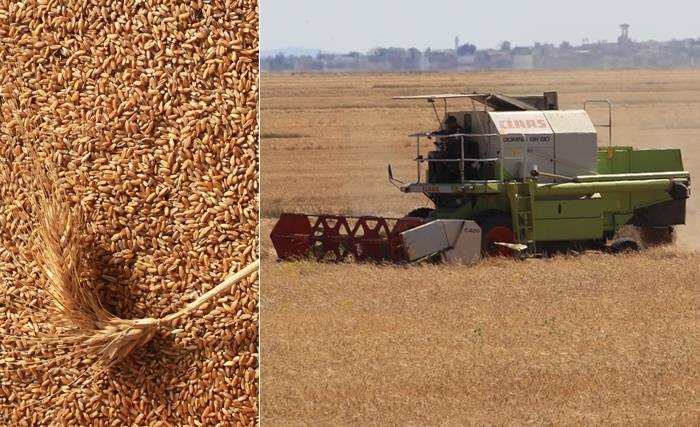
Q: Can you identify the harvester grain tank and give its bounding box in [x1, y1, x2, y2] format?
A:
[270, 91, 690, 263]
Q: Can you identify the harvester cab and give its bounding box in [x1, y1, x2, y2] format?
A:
[390, 91, 595, 198]
[271, 90, 690, 264]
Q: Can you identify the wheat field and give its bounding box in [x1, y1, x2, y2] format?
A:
[261, 69, 700, 426]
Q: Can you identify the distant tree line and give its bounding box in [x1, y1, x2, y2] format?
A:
[263, 37, 700, 72]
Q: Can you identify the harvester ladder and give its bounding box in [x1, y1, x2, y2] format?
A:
[508, 180, 537, 256]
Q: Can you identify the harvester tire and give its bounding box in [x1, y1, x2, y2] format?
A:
[406, 208, 433, 219]
[475, 212, 515, 258]
[607, 238, 641, 254]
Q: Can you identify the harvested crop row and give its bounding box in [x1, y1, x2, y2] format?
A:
[0, 0, 259, 425]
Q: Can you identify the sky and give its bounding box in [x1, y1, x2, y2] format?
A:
[262, 0, 700, 55]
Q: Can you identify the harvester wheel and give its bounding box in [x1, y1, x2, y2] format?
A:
[476, 213, 515, 258]
[607, 238, 641, 254]
[406, 208, 433, 219]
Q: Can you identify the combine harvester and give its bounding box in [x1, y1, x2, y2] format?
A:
[271, 91, 690, 264]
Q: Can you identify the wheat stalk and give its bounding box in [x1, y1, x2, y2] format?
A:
[1, 113, 259, 370]
[27, 159, 259, 368]
[86, 260, 259, 365]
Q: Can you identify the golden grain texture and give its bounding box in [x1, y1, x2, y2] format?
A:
[0, 0, 259, 425]
[261, 70, 700, 426]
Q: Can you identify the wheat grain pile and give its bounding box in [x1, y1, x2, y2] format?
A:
[0, 0, 259, 425]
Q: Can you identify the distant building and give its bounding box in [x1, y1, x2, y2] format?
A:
[261, 28, 700, 73]
[513, 54, 534, 70]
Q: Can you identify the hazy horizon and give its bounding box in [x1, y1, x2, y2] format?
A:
[262, 0, 700, 54]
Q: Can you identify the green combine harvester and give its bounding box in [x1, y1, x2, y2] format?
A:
[271, 91, 690, 263]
